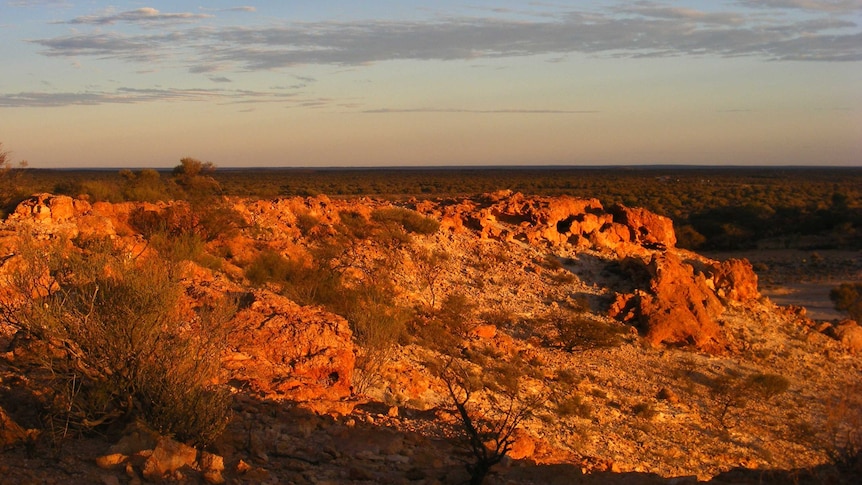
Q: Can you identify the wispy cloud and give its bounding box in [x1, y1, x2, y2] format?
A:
[7, 0, 70, 6]
[30, 31, 176, 62]
[63, 7, 212, 25]
[616, 4, 746, 25]
[0, 87, 306, 108]
[27, 3, 861, 69]
[737, 0, 862, 13]
[362, 108, 598, 114]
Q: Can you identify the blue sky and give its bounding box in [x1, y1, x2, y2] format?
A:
[0, 1, 860, 168]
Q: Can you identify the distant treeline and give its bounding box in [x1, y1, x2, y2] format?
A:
[2, 165, 860, 251]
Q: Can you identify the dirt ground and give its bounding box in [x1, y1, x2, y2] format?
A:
[705, 249, 861, 321]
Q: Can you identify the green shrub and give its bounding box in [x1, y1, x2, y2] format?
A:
[150, 231, 205, 264]
[120, 169, 172, 202]
[295, 211, 321, 237]
[338, 210, 372, 239]
[7, 237, 233, 446]
[435, 292, 476, 338]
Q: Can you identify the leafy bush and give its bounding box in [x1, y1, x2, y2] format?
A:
[5, 237, 234, 446]
[341, 282, 411, 394]
[435, 292, 477, 339]
[831, 283, 862, 321]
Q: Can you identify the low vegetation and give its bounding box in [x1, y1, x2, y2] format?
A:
[2, 236, 234, 446]
[831, 282, 862, 322]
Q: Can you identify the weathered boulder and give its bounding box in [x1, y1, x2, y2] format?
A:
[609, 205, 677, 249]
[711, 258, 760, 302]
[224, 290, 356, 401]
[609, 253, 724, 351]
[141, 436, 198, 481]
[831, 320, 862, 353]
[10, 193, 90, 224]
[507, 428, 537, 460]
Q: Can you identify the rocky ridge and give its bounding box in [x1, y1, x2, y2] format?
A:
[0, 191, 859, 484]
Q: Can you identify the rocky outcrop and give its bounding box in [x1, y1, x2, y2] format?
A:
[608, 205, 677, 249]
[9, 193, 89, 224]
[413, 191, 675, 254]
[609, 253, 725, 351]
[223, 290, 356, 402]
[6, 193, 118, 237]
[711, 258, 760, 302]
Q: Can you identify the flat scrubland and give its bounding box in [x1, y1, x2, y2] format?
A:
[0, 162, 860, 484]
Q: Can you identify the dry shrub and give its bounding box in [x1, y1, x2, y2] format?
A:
[344, 283, 411, 394]
[706, 371, 790, 429]
[548, 309, 627, 351]
[822, 384, 862, 476]
[4, 236, 234, 446]
[245, 250, 295, 286]
[371, 207, 440, 235]
[555, 394, 592, 419]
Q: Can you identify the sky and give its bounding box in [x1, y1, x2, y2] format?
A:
[0, 1, 860, 168]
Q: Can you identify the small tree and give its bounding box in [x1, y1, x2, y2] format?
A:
[120, 168, 171, 202]
[412, 248, 449, 309]
[0, 142, 28, 215]
[173, 157, 220, 199]
[707, 372, 790, 429]
[438, 358, 542, 485]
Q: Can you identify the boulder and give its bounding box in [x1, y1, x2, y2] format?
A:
[711, 258, 760, 302]
[609, 253, 724, 351]
[507, 429, 537, 460]
[141, 437, 198, 481]
[224, 290, 356, 401]
[832, 320, 862, 353]
[11, 193, 90, 224]
[609, 205, 677, 249]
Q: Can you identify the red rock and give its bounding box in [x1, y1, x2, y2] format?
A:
[833, 320, 862, 353]
[470, 324, 498, 340]
[225, 290, 356, 401]
[711, 258, 760, 302]
[609, 253, 724, 351]
[141, 437, 198, 481]
[609, 205, 677, 249]
[507, 429, 537, 460]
